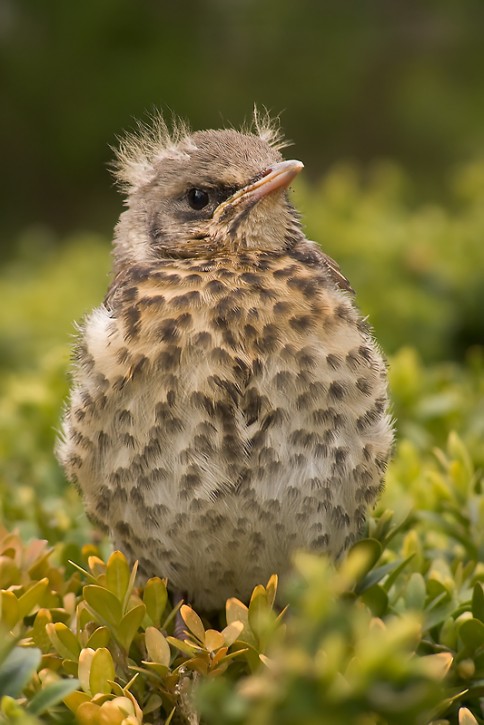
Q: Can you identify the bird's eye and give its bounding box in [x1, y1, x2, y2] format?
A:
[187, 188, 210, 211]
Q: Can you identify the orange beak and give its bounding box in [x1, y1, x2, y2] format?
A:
[214, 159, 304, 219]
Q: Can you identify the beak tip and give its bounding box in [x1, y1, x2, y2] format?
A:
[274, 159, 304, 174]
[214, 158, 305, 217]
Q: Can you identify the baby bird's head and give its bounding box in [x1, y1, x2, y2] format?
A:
[112, 113, 304, 270]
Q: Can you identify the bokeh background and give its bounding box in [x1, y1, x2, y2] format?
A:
[2, 1, 484, 240]
[1, 1, 484, 535]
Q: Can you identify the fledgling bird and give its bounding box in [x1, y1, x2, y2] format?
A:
[57, 113, 394, 610]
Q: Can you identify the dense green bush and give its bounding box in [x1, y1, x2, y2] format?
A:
[1, 163, 483, 722]
[0, 430, 483, 724]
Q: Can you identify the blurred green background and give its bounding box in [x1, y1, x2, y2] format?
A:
[2, 0, 484, 240]
[1, 1, 484, 532]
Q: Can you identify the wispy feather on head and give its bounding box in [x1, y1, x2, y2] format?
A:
[111, 111, 193, 192]
[111, 107, 289, 193]
[249, 105, 291, 153]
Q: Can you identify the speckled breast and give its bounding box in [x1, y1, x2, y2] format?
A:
[58, 249, 392, 609]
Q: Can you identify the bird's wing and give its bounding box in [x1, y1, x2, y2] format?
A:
[289, 239, 354, 294]
[103, 268, 132, 311]
[318, 250, 354, 294]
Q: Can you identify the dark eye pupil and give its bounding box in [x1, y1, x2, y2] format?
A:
[187, 188, 209, 210]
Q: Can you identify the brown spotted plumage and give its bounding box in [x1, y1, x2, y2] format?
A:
[57, 113, 393, 609]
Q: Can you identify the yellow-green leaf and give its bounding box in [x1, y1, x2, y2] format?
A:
[78, 648, 95, 694]
[165, 706, 176, 724]
[249, 585, 267, 608]
[226, 598, 249, 627]
[204, 629, 225, 652]
[143, 577, 168, 627]
[87, 556, 106, 578]
[76, 701, 101, 724]
[105, 551, 131, 602]
[459, 618, 484, 650]
[32, 608, 52, 651]
[0, 556, 20, 588]
[248, 587, 270, 639]
[143, 693, 163, 715]
[418, 652, 453, 680]
[89, 647, 115, 695]
[27, 547, 53, 580]
[83, 585, 122, 627]
[459, 707, 478, 725]
[140, 661, 170, 678]
[180, 605, 205, 642]
[62, 660, 79, 677]
[265, 574, 278, 607]
[63, 689, 91, 714]
[221, 620, 244, 647]
[166, 636, 200, 656]
[472, 582, 484, 623]
[226, 597, 257, 648]
[116, 603, 146, 651]
[122, 560, 139, 613]
[144, 626, 171, 667]
[86, 626, 111, 650]
[0, 590, 19, 629]
[46, 622, 81, 661]
[211, 646, 229, 667]
[17, 578, 49, 619]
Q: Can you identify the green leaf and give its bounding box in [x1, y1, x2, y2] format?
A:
[0, 646, 41, 698]
[404, 572, 427, 611]
[265, 575, 278, 608]
[424, 600, 456, 631]
[0, 556, 20, 589]
[85, 626, 110, 650]
[226, 598, 257, 648]
[0, 591, 19, 629]
[180, 605, 205, 643]
[459, 618, 484, 651]
[26, 677, 80, 715]
[222, 621, 244, 647]
[458, 707, 479, 725]
[145, 626, 171, 667]
[166, 636, 200, 657]
[46, 622, 81, 661]
[349, 538, 382, 583]
[17, 578, 49, 619]
[116, 603, 146, 651]
[105, 551, 131, 603]
[78, 648, 95, 694]
[361, 584, 389, 616]
[122, 559, 139, 614]
[165, 706, 176, 724]
[248, 587, 273, 643]
[143, 577, 168, 628]
[89, 647, 115, 695]
[63, 689, 91, 714]
[83, 585, 122, 627]
[381, 555, 416, 592]
[472, 583, 484, 623]
[226, 598, 249, 627]
[204, 629, 225, 652]
[31, 609, 52, 652]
